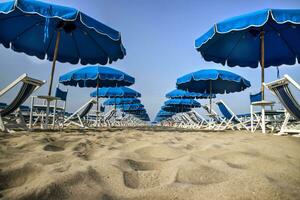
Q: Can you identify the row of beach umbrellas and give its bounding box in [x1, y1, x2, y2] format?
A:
[59, 65, 149, 125]
[155, 69, 251, 123]
[0, 0, 129, 127]
[195, 9, 300, 100]
[156, 9, 300, 126]
[0, 1, 299, 126]
[0, 0, 151, 126]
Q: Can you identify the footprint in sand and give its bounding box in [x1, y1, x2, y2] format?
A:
[53, 164, 71, 173]
[185, 144, 194, 150]
[73, 141, 93, 160]
[115, 137, 127, 144]
[202, 144, 223, 151]
[225, 162, 247, 169]
[175, 163, 228, 185]
[212, 151, 260, 169]
[34, 154, 65, 165]
[134, 145, 184, 161]
[125, 159, 162, 171]
[40, 137, 56, 143]
[0, 164, 40, 190]
[19, 167, 103, 200]
[43, 144, 65, 152]
[121, 159, 166, 189]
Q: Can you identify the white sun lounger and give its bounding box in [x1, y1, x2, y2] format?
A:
[265, 74, 300, 136]
[0, 74, 45, 132]
[63, 98, 96, 128]
[215, 100, 249, 131]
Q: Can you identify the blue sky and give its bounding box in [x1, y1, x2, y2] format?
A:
[0, 0, 299, 120]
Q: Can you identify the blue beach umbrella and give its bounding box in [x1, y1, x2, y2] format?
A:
[59, 66, 134, 88]
[59, 66, 134, 118]
[0, 0, 126, 97]
[131, 111, 150, 121]
[90, 87, 141, 98]
[164, 99, 201, 108]
[166, 89, 215, 99]
[120, 104, 144, 111]
[176, 69, 250, 112]
[154, 114, 170, 123]
[154, 116, 166, 123]
[195, 9, 300, 99]
[161, 105, 191, 113]
[137, 114, 150, 122]
[157, 110, 175, 117]
[155, 110, 175, 122]
[124, 108, 147, 116]
[103, 98, 140, 106]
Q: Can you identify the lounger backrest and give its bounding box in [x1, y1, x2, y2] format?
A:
[273, 84, 300, 120]
[105, 109, 116, 121]
[216, 101, 238, 123]
[33, 106, 55, 113]
[250, 91, 262, 103]
[216, 101, 232, 119]
[20, 105, 30, 112]
[100, 105, 105, 112]
[0, 74, 44, 117]
[79, 101, 94, 118]
[202, 105, 220, 121]
[0, 83, 36, 117]
[0, 102, 7, 110]
[202, 105, 216, 115]
[55, 87, 68, 101]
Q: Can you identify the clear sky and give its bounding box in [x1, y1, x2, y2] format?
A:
[0, 0, 299, 120]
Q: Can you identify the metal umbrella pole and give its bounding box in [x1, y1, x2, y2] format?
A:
[96, 79, 99, 127]
[260, 31, 266, 133]
[261, 31, 265, 101]
[209, 80, 212, 114]
[45, 30, 61, 129]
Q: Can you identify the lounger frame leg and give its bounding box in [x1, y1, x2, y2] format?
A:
[278, 111, 290, 135]
[29, 96, 34, 129]
[261, 106, 266, 134]
[250, 105, 254, 132]
[0, 116, 5, 132]
[17, 110, 26, 127]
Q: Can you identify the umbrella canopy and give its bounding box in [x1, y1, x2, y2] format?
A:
[117, 103, 144, 111]
[154, 110, 175, 122]
[137, 114, 150, 121]
[176, 69, 251, 94]
[0, 0, 126, 64]
[157, 110, 176, 117]
[103, 98, 140, 106]
[177, 69, 250, 113]
[166, 89, 215, 99]
[161, 105, 191, 113]
[195, 9, 300, 99]
[134, 112, 149, 118]
[90, 87, 141, 98]
[154, 116, 165, 123]
[59, 66, 134, 87]
[0, 0, 126, 96]
[124, 108, 146, 115]
[164, 99, 201, 108]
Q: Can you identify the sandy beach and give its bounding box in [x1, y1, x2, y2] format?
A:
[0, 127, 299, 200]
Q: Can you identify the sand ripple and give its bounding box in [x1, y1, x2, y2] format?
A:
[0, 128, 299, 200]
